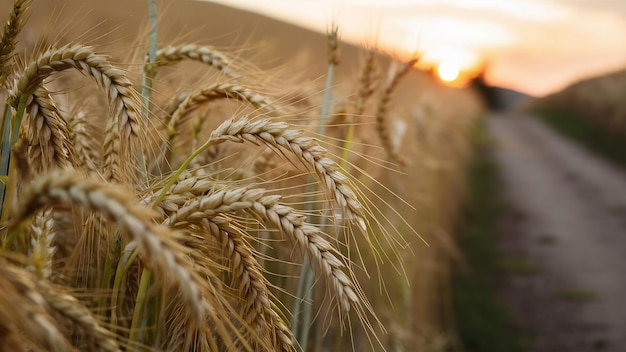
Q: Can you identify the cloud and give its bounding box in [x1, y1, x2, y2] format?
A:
[397, 15, 514, 52]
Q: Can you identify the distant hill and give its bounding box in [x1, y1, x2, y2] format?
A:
[0, 0, 362, 78]
[524, 68, 626, 131]
[2, 0, 473, 93]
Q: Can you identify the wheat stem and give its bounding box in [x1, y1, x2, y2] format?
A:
[141, 0, 158, 114]
[0, 104, 13, 220]
[294, 25, 340, 348]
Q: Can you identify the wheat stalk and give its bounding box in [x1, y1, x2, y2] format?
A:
[161, 185, 266, 226]
[26, 87, 75, 173]
[9, 169, 210, 325]
[209, 116, 367, 231]
[28, 208, 56, 279]
[354, 49, 378, 118]
[166, 82, 277, 140]
[155, 44, 239, 78]
[160, 82, 278, 166]
[0, 0, 30, 87]
[162, 186, 361, 316]
[66, 110, 99, 173]
[38, 282, 121, 352]
[0, 262, 73, 352]
[10, 44, 144, 184]
[202, 217, 294, 351]
[117, 248, 141, 331]
[375, 58, 418, 165]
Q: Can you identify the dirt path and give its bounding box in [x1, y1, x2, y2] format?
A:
[487, 113, 626, 352]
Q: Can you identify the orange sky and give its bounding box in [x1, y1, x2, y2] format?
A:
[202, 0, 626, 96]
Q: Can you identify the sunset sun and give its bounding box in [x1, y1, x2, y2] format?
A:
[419, 47, 481, 85]
[437, 61, 460, 82]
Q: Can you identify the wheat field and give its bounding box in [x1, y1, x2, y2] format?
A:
[0, 1, 484, 351]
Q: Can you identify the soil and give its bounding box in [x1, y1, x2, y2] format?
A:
[488, 113, 626, 352]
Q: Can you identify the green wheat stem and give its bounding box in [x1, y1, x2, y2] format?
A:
[291, 256, 309, 340]
[151, 136, 220, 208]
[256, 230, 270, 268]
[0, 104, 12, 221]
[10, 97, 27, 146]
[98, 250, 114, 309]
[128, 268, 153, 351]
[111, 246, 140, 327]
[318, 65, 335, 131]
[141, 0, 158, 114]
[298, 270, 315, 352]
[136, 0, 158, 182]
[292, 26, 337, 347]
[0, 97, 26, 226]
[340, 123, 355, 167]
[97, 233, 122, 321]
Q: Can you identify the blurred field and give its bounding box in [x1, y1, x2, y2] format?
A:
[524, 68, 626, 165]
[0, 0, 485, 350]
[526, 68, 626, 130]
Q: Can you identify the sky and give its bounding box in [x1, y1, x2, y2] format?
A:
[201, 0, 626, 96]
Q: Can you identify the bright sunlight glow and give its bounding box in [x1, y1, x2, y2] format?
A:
[437, 61, 460, 81]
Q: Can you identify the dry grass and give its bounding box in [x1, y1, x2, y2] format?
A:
[0, 0, 484, 351]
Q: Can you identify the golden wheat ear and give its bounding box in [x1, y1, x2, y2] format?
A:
[38, 282, 121, 352]
[158, 82, 281, 168]
[9, 169, 209, 325]
[208, 116, 368, 231]
[197, 218, 294, 352]
[161, 185, 367, 320]
[0, 0, 30, 87]
[24, 87, 75, 174]
[0, 261, 74, 352]
[66, 109, 99, 173]
[354, 49, 378, 118]
[375, 57, 419, 166]
[155, 44, 240, 78]
[166, 82, 279, 136]
[155, 185, 294, 350]
[10, 44, 144, 184]
[27, 208, 56, 279]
